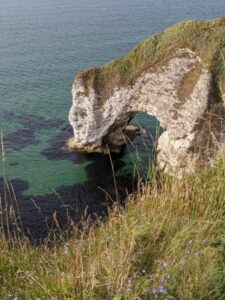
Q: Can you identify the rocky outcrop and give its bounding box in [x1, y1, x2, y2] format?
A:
[69, 16, 225, 174]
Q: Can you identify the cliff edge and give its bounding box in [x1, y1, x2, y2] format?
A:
[69, 16, 225, 174]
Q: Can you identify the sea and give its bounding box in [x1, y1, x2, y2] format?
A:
[0, 0, 224, 240]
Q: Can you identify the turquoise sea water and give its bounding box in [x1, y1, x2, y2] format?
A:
[0, 0, 224, 239]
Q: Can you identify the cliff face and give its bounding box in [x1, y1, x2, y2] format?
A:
[69, 16, 225, 174]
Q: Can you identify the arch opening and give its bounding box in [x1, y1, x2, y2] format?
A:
[104, 112, 163, 178]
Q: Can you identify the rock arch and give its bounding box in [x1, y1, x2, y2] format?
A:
[69, 18, 225, 174]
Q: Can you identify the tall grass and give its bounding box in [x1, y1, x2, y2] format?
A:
[0, 150, 224, 299]
[1, 16, 225, 298]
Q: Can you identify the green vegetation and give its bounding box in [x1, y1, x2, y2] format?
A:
[1, 16, 225, 299]
[0, 155, 224, 299]
[77, 16, 225, 104]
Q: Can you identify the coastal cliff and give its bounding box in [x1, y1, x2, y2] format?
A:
[69, 16, 225, 174]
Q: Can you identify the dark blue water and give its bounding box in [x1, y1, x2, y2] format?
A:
[0, 0, 224, 239]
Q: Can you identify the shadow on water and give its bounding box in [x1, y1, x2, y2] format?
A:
[0, 112, 160, 243]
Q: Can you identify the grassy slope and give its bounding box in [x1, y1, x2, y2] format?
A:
[1, 17, 225, 299]
[77, 16, 225, 105]
[0, 157, 224, 300]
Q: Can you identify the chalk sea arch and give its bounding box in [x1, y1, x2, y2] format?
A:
[69, 17, 225, 175]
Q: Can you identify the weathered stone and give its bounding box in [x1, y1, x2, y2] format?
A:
[69, 17, 225, 175]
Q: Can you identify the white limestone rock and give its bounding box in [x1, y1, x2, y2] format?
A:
[68, 17, 225, 174]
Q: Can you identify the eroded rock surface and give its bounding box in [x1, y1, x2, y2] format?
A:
[69, 17, 225, 174]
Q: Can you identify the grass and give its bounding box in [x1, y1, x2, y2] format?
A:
[1, 15, 225, 300]
[77, 16, 225, 105]
[0, 154, 224, 299]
